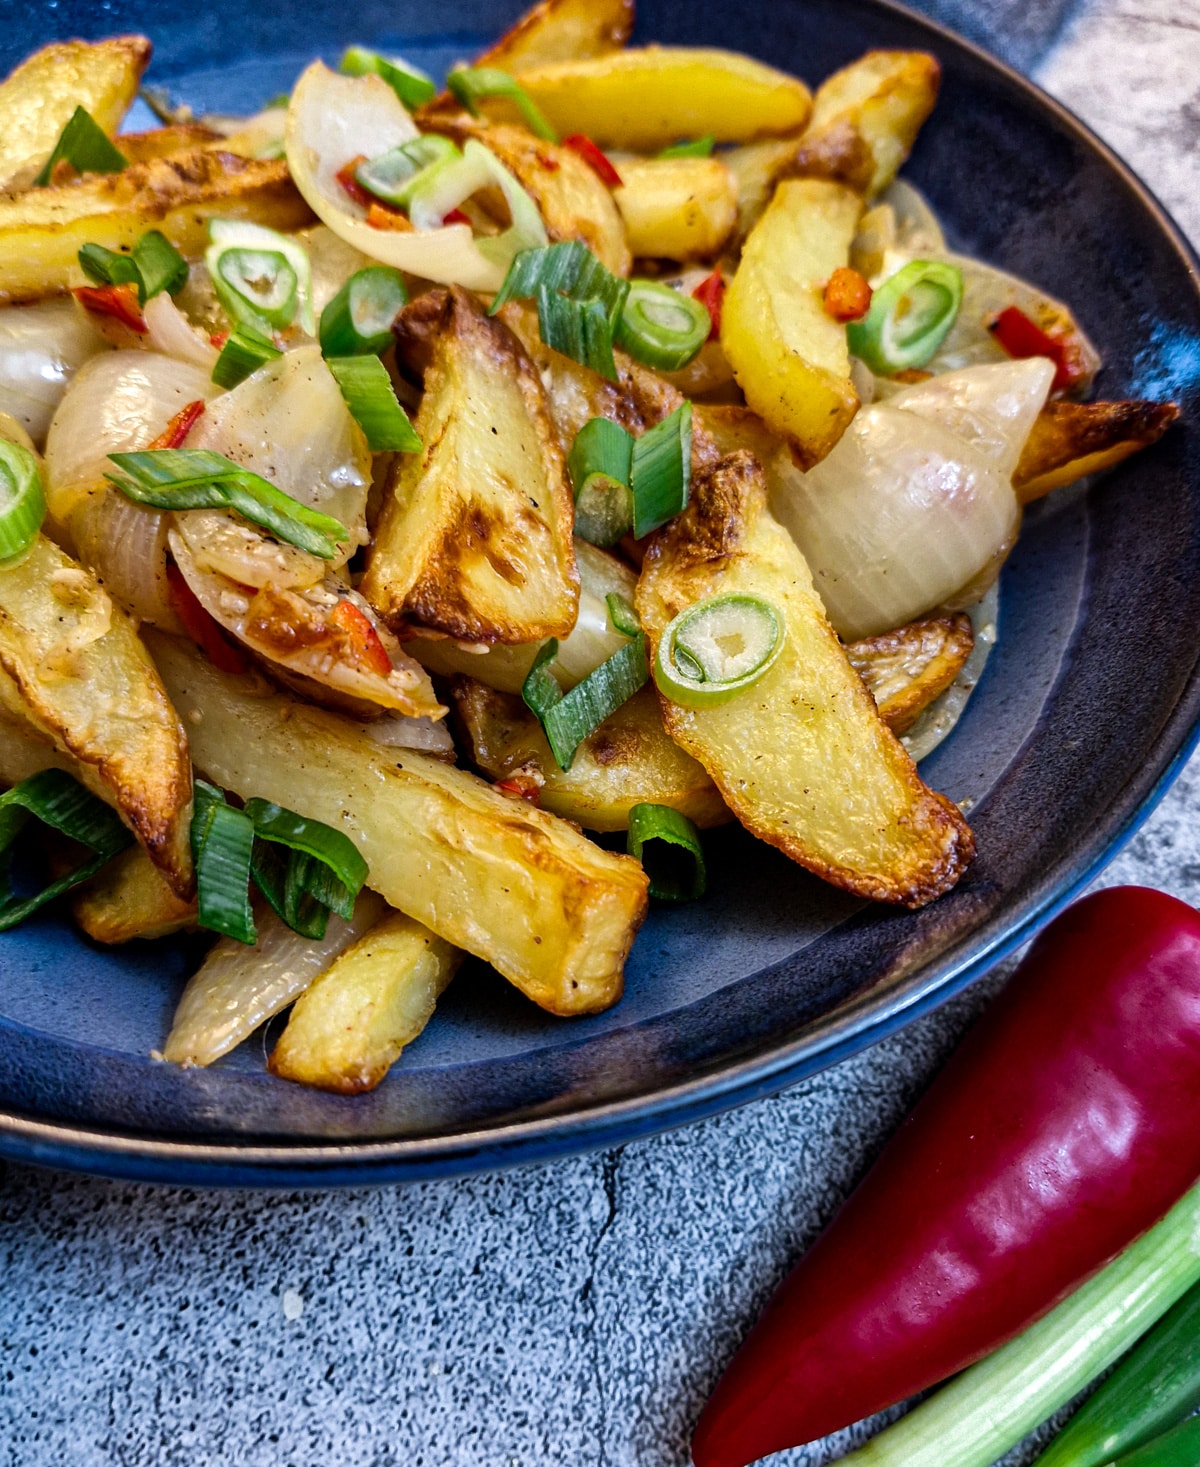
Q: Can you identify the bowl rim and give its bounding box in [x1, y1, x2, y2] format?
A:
[4, 0, 1200, 1187]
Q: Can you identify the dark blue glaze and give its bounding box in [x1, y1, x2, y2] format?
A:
[2, 0, 1200, 1186]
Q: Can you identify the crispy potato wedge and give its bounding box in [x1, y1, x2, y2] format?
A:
[695, 403, 782, 462]
[149, 632, 648, 1015]
[613, 157, 737, 261]
[1014, 398, 1180, 503]
[846, 614, 974, 736]
[425, 119, 629, 276]
[116, 123, 222, 163]
[363, 287, 579, 645]
[0, 36, 150, 192]
[721, 178, 862, 466]
[72, 846, 196, 944]
[0, 710, 61, 785]
[451, 678, 729, 832]
[269, 912, 462, 1093]
[792, 50, 941, 197]
[474, 0, 635, 71]
[0, 536, 192, 894]
[0, 149, 311, 303]
[635, 452, 974, 906]
[496, 48, 813, 151]
[721, 137, 804, 243]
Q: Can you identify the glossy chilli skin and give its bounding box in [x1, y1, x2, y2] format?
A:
[693, 888, 1200, 1467]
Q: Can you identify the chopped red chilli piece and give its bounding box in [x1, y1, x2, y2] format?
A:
[495, 773, 543, 804]
[443, 207, 472, 227]
[72, 282, 146, 333]
[209, 330, 230, 349]
[148, 399, 206, 451]
[166, 562, 249, 675]
[335, 154, 373, 208]
[329, 599, 392, 677]
[562, 133, 623, 188]
[366, 200, 410, 231]
[823, 266, 873, 323]
[691, 269, 725, 340]
[989, 305, 1083, 393]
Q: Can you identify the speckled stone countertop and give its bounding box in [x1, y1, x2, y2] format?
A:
[4, 3, 1200, 1464]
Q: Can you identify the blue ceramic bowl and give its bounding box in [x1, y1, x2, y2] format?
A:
[2, 0, 1199, 1186]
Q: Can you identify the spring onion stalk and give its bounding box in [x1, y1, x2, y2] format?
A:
[354, 136, 461, 209]
[0, 441, 46, 562]
[538, 287, 620, 380]
[319, 266, 409, 356]
[325, 355, 421, 452]
[406, 140, 547, 270]
[0, 770, 132, 930]
[1033, 1277, 1200, 1467]
[338, 45, 436, 109]
[522, 635, 649, 770]
[658, 135, 716, 158]
[205, 219, 315, 336]
[655, 593, 784, 707]
[211, 326, 282, 389]
[1111, 1416, 1200, 1466]
[191, 780, 257, 945]
[491, 241, 629, 320]
[246, 797, 367, 941]
[568, 417, 634, 546]
[839, 1176, 1200, 1467]
[446, 67, 558, 142]
[616, 280, 710, 371]
[606, 592, 641, 638]
[627, 803, 706, 901]
[847, 259, 964, 375]
[631, 403, 692, 538]
[78, 242, 141, 292]
[131, 230, 189, 301]
[104, 448, 348, 560]
[34, 106, 127, 185]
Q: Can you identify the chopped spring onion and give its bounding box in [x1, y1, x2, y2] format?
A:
[339, 45, 437, 109]
[627, 802, 706, 901]
[838, 1176, 1200, 1467]
[191, 780, 257, 945]
[325, 355, 421, 452]
[847, 259, 964, 375]
[104, 448, 348, 560]
[655, 592, 784, 707]
[406, 140, 547, 269]
[538, 285, 620, 380]
[657, 135, 716, 158]
[34, 106, 127, 185]
[245, 797, 367, 941]
[132, 230, 189, 301]
[211, 326, 282, 389]
[522, 634, 649, 770]
[319, 266, 409, 356]
[78, 242, 141, 292]
[446, 67, 558, 142]
[355, 136, 461, 210]
[568, 417, 634, 546]
[606, 592, 641, 638]
[205, 218, 315, 336]
[0, 770, 132, 930]
[0, 440, 46, 562]
[631, 403, 691, 539]
[616, 280, 710, 371]
[491, 240, 628, 319]
[1111, 1417, 1200, 1466]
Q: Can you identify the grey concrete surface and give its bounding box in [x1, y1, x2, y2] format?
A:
[4, 2, 1200, 1464]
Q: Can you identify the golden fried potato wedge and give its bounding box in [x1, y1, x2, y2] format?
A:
[635, 452, 974, 906]
[846, 614, 974, 735]
[499, 48, 812, 151]
[474, 0, 635, 72]
[71, 846, 196, 944]
[793, 50, 940, 197]
[451, 678, 729, 832]
[0, 709, 61, 785]
[0, 149, 311, 303]
[363, 287, 579, 644]
[269, 912, 462, 1093]
[116, 123, 222, 164]
[0, 37, 150, 192]
[0, 536, 192, 894]
[721, 178, 862, 465]
[150, 632, 648, 1016]
[1014, 398, 1180, 503]
[721, 137, 804, 242]
[613, 157, 737, 260]
[425, 118, 629, 275]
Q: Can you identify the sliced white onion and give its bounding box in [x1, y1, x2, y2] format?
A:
[363, 713, 456, 756]
[172, 508, 327, 592]
[71, 491, 179, 627]
[0, 299, 108, 445]
[142, 291, 220, 372]
[882, 179, 947, 255]
[299, 224, 377, 324]
[902, 582, 999, 764]
[285, 62, 519, 293]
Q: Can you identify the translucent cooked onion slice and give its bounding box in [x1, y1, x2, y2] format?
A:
[0, 299, 108, 446]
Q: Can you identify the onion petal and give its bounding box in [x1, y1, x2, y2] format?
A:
[0, 299, 108, 446]
[143, 291, 220, 372]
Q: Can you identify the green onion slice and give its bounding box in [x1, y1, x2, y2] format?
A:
[627, 802, 706, 901]
[657, 135, 716, 158]
[211, 326, 283, 389]
[0, 770, 133, 930]
[78, 242, 141, 292]
[205, 219, 315, 336]
[325, 356, 421, 453]
[0, 441, 46, 562]
[319, 266, 409, 357]
[34, 106, 127, 185]
[191, 780, 257, 945]
[131, 229, 189, 301]
[446, 67, 558, 142]
[847, 258, 964, 375]
[491, 240, 628, 320]
[655, 592, 784, 707]
[405, 140, 547, 270]
[606, 592, 641, 638]
[522, 634, 649, 770]
[339, 45, 437, 109]
[537, 286, 620, 381]
[245, 798, 367, 922]
[568, 418, 634, 546]
[354, 136, 461, 210]
[104, 448, 348, 560]
[616, 280, 710, 372]
[631, 403, 691, 538]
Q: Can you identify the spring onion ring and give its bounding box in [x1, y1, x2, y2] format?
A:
[655, 593, 784, 707]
